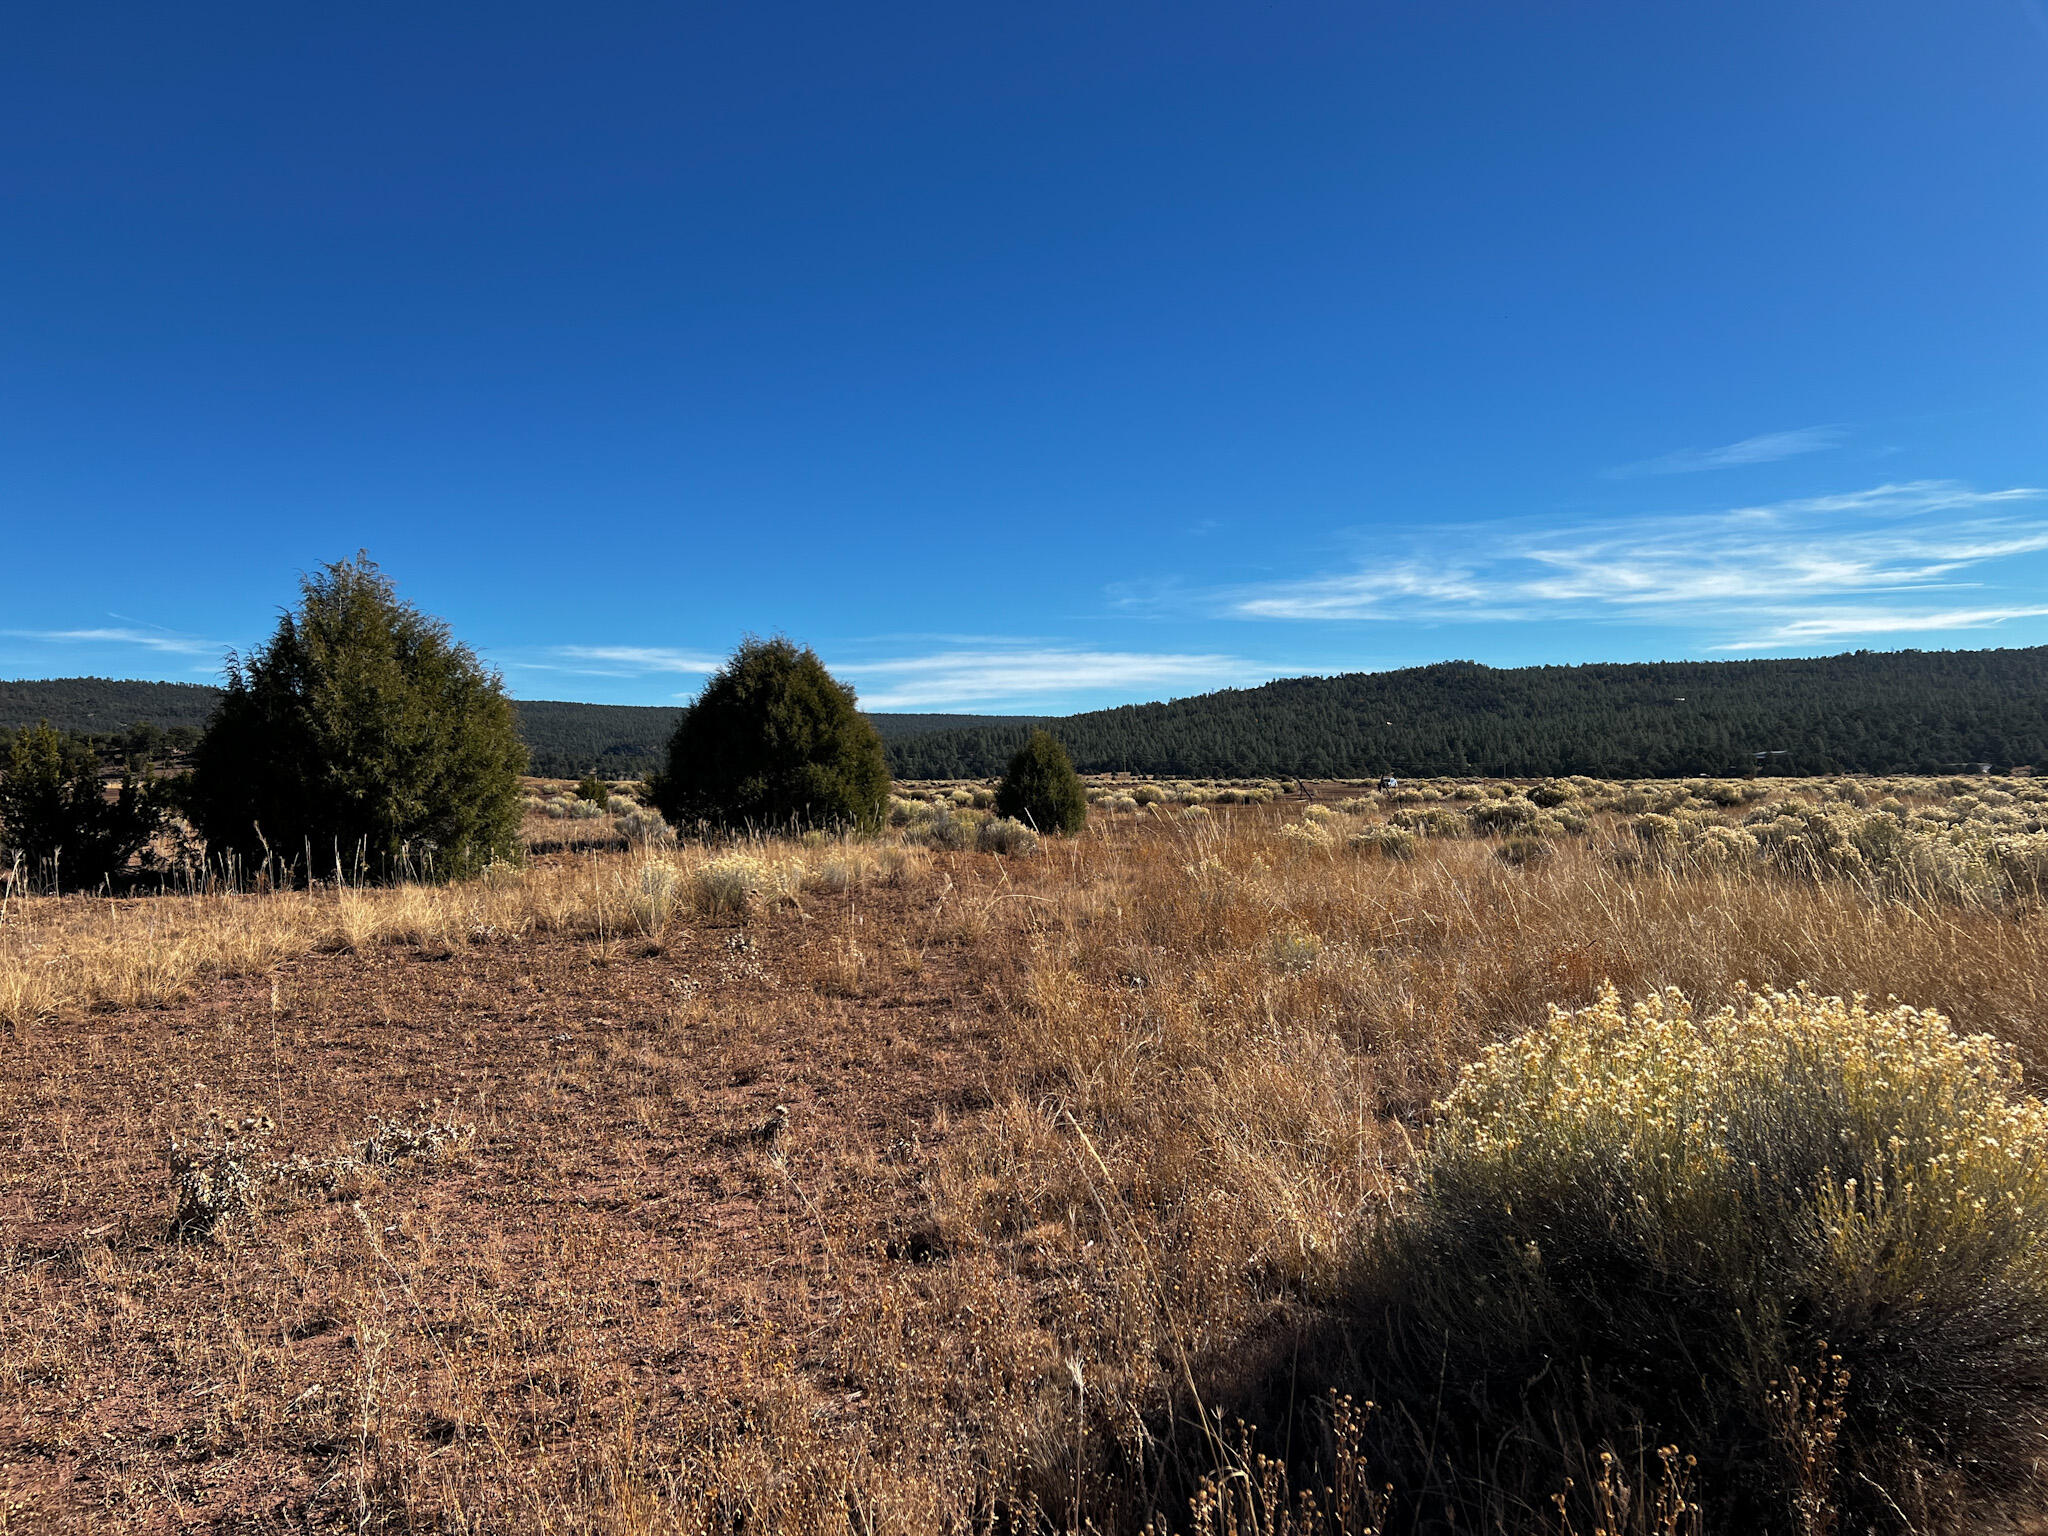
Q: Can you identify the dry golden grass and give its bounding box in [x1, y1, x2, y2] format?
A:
[4, 782, 2046, 1532]
[0, 838, 932, 1029]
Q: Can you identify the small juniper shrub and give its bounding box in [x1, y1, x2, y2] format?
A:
[649, 637, 890, 832]
[574, 774, 611, 809]
[0, 722, 166, 890]
[995, 730, 1088, 835]
[186, 556, 527, 883]
[1353, 985, 2048, 1532]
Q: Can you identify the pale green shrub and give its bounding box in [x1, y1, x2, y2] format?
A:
[614, 806, 673, 846]
[806, 849, 875, 894]
[1391, 807, 1466, 839]
[1361, 986, 2048, 1530]
[1467, 797, 1539, 834]
[693, 854, 799, 916]
[1350, 825, 1416, 859]
[975, 817, 1040, 857]
[1631, 812, 1682, 848]
[1229, 785, 1278, 805]
[628, 860, 683, 936]
[357, 1106, 475, 1166]
[909, 808, 972, 850]
[1690, 824, 1759, 865]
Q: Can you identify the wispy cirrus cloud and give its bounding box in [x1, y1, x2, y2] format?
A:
[1232, 563, 1501, 621]
[512, 645, 726, 678]
[4, 625, 221, 657]
[1716, 606, 2048, 650]
[1603, 425, 1846, 479]
[516, 640, 1274, 709]
[1221, 480, 2048, 651]
[835, 649, 1265, 709]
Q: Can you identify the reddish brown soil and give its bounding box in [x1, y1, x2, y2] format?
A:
[0, 873, 1016, 1531]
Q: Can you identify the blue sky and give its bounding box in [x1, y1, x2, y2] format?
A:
[5, 2, 2048, 712]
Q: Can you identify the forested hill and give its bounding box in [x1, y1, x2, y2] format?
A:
[882, 648, 2048, 779]
[0, 679, 1028, 778]
[9, 651, 2044, 778]
[0, 677, 223, 735]
[509, 702, 1034, 777]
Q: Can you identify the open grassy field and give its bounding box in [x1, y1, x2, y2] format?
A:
[3, 775, 2047, 1532]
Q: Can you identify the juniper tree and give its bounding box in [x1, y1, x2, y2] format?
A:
[995, 729, 1087, 834]
[649, 638, 889, 831]
[186, 556, 526, 882]
[0, 721, 164, 889]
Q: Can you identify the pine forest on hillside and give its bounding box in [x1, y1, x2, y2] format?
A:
[6, 646, 2044, 781]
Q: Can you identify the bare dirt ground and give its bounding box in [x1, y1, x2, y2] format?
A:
[0, 863, 1026, 1531]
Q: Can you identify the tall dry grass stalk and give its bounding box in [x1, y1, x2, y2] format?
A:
[0, 837, 932, 1028]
